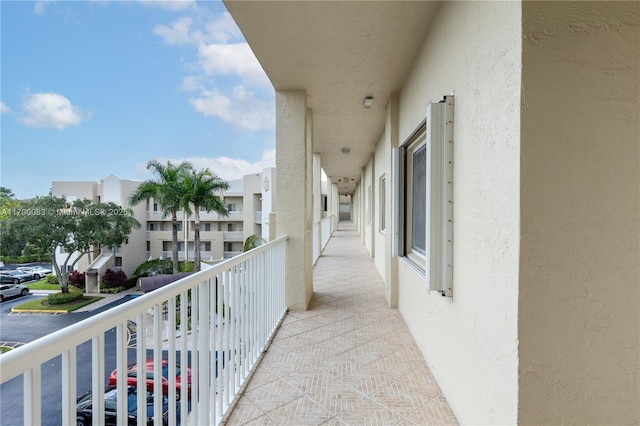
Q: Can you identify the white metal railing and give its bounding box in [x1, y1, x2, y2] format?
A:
[320, 216, 332, 250]
[0, 235, 288, 426]
[313, 222, 320, 264]
[312, 216, 334, 265]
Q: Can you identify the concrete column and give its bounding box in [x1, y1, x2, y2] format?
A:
[387, 93, 399, 308]
[275, 90, 313, 311]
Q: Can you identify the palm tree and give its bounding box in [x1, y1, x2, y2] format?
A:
[129, 160, 193, 274]
[243, 234, 266, 252]
[180, 168, 229, 271]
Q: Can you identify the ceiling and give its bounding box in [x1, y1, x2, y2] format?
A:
[224, 1, 440, 194]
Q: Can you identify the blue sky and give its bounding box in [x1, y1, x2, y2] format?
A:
[1, 0, 275, 200]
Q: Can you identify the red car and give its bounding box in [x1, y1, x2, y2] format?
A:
[108, 360, 191, 399]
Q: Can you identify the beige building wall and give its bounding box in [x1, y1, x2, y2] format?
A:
[518, 2, 639, 424]
[362, 158, 374, 256]
[51, 181, 97, 202]
[395, 2, 522, 424]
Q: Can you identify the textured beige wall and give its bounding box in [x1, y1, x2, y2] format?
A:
[519, 2, 640, 423]
[276, 90, 313, 310]
[397, 1, 522, 423]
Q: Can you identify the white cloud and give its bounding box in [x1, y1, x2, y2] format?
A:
[33, 1, 53, 15]
[154, 12, 241, 45]
[154, 11, 274, 131]
[137, 0, 196, 11]
[143, 149, 276, 182]
[198, 42, 270, 89]
[20, 92, 90, 130]
[189, 85, 274, 131]
[153, 17, 195, 45]
[0, 102, 10, 114]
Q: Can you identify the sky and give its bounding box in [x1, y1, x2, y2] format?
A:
[0, 0, 275, 200]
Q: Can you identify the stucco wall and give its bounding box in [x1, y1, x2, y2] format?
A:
[396, 2, 522, 423]
[363, 158, 374, 255]
[519, 2, 640, 424]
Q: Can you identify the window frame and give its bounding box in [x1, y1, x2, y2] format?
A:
[379, 175, 386, 233]
[394, 95, 454, 297]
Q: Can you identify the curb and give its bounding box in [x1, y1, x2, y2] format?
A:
[11, 307, 69, 314]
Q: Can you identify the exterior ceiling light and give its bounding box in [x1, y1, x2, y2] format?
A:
[341, 147, 351, 154]
[363, 96, 373, 109]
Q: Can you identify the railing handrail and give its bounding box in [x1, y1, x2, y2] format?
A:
[0, 234, 288, 385]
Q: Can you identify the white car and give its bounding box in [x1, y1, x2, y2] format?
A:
[0, 283, 30, 302]
[17, 265, 52, 280]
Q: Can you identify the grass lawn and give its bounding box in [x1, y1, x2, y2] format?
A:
[27, 280, 62, 291]
[13, 295, 103, 312]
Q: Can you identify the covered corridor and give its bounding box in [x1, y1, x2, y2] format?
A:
[225, 223, 457, 425]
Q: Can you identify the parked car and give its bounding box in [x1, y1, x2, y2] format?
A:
[0, 270, 33, 284]
[0, 283, 30, 302]
[108, 360, 191, 400]
[16, 265, 52, 279]
[76, 385, 179, 426]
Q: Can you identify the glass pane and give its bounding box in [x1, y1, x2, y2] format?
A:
[411, 145, 426, 254]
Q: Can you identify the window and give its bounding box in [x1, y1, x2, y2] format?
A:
[148, 223, 156, 231]
[162, 241, 183, 251]
[367, 185, 372, 225]
[115, 257, 122, 267]
[404, 127, 427, 267]
[395, 95, 454, 296]
[153, 203, 158, 212]
[146, 241, 150, 251]
[380, 176, 386, 232]
[204, 223, 211, 231]
[227, 204, 236, 212]
[201, 242, 211, 251]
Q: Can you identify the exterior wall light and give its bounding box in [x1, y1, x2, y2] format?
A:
[341, 147, 351, 154]
[363, 96, 373, 109]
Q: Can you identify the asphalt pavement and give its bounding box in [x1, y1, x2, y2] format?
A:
[0, 291, 141, 426]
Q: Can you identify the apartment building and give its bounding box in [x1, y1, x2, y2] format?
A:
[51, 168, 277, 282]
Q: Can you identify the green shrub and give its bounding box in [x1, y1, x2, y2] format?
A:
[100, 285, 125, 294]
[133, 258, 173, 277]
[46, 274, 59, 284]
[17, 255, 28, 264]
[101, 269, 127, 288]
[123, 277, 138, 289]
[67, 270, 85, 290]
[48, 290, 83, 305]
[179, 261, 195, 273]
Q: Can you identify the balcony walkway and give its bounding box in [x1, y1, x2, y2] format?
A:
[225, 222, 458, 425]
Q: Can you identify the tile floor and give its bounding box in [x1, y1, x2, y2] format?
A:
[224, 222, 458, 425]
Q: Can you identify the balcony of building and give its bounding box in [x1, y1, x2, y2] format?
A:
[0, 219, 456, 426]
[224, 222, 457, 425]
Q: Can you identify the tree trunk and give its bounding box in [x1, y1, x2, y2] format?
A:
[50, 249, 67, 293]
[171, 210, 179, 273]
[194, 205, 201, 271]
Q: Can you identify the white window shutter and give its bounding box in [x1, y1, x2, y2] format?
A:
[392, 146, 406, 257]
[425, 96, 454, 296]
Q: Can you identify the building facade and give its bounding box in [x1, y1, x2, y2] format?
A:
[225, 1, 639, 424]
[51, 168, 278, 281]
